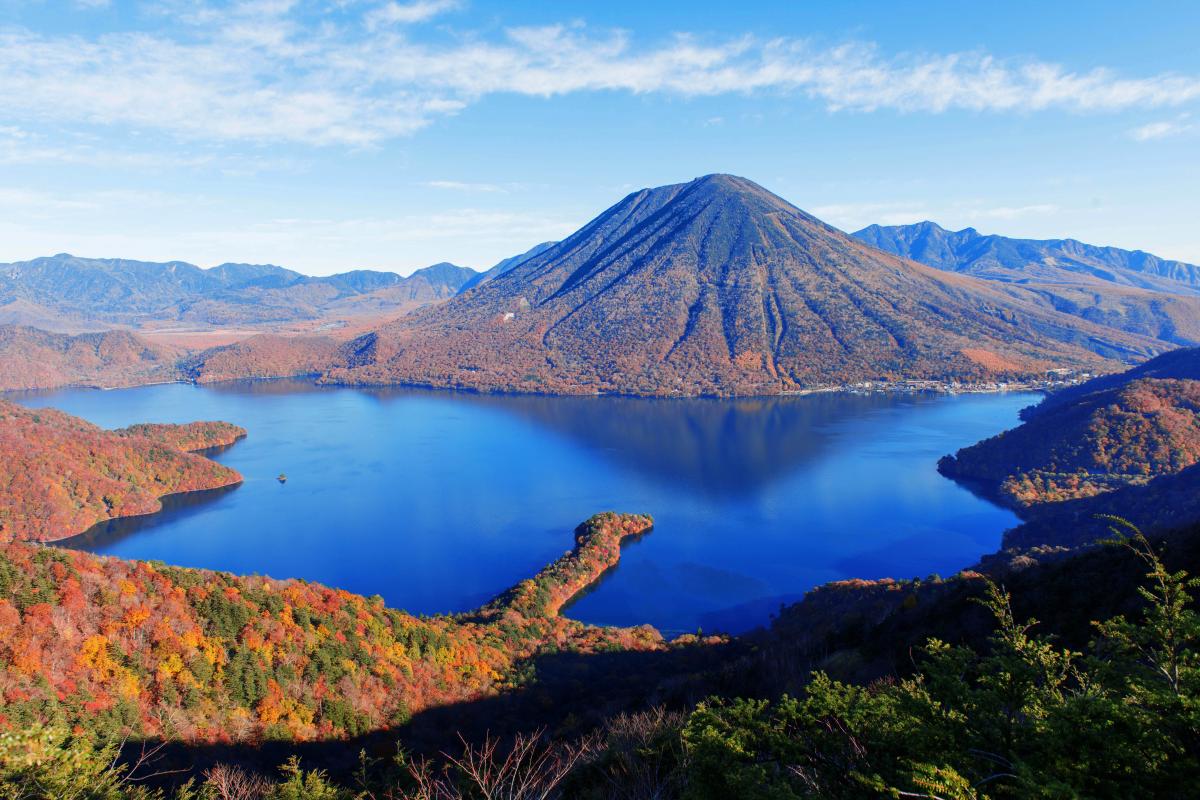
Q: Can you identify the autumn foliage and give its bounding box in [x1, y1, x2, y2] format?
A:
[180, 334, 342, 384]
[0, 400, 245, 542]
[0, 325, 181, 391]
[940, 369, 1200, 507]
[0, 512, 669, 745]
[114, 421, 246, 452]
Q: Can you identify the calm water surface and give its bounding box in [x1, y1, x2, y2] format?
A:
[12, 382, 1030, 635]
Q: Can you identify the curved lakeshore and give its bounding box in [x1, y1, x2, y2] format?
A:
[11, 381, 1030, 633]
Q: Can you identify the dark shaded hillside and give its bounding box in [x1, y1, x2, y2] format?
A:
[0, 400, 245, 542]
[0, 324, 182, 390]
[940, 348, 1200, 506]
[327, 175, 1161, 396]
[1000, 462, 1200, 553]
[745, 519, 1200, 698]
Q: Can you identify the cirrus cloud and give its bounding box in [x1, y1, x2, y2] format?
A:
[0, 4, 1198, 148]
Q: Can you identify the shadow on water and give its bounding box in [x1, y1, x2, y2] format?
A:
[196, 376, 332, 397]
[556, 529, 653, 616]
[56, 483, 242, 552]
[360, 387, 923, 498]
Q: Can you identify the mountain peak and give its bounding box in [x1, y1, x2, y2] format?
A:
[325, 175, 1157, 395]
[685, 173, 793, 206]
[692, 172, 756, 188]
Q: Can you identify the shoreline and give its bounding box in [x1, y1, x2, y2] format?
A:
[2, 366, 1098, 400]
[29, 474, 246, 546]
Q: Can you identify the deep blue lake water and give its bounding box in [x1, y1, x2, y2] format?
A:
[11, 382, 1030, 635]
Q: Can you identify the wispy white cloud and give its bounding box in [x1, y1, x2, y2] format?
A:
[1130, 115, 1194, 141]
[1, 8, 1199, 148]
[0, 126, 301, 173]
[0, 185, 192, 216]
[365, 0, 459, 29]
[967, 203, 1060, 221]
[0, 187, 100, 212]
[422, 180, 508, 193]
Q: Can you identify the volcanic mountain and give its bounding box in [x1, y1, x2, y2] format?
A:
[325, 175, 1164, 396]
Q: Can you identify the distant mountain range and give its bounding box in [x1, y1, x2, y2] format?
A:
[0, 254, 480, 329]
[853, 221, 1200, 291]
[325, 174, 1163, 395]
[853, 222, 1200, 345]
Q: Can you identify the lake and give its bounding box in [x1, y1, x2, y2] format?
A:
[11, 382, 1029, 635]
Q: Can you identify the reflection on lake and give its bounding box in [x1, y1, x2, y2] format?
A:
[12, 381, 1029, 635]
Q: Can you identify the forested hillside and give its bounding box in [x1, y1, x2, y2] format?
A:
[0, 513, 679, 747]
[0, 325, 182, 391]
[180, 335, 342, 384]
[940, 348, 1200, 506]
[0, 401, 245, 542]
[4, 518, 1196, 798]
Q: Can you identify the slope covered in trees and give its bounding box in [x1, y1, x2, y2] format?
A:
[0, 401, 246, 542]
[999, 461, 1200, 553]
[326, 175, 1162, 397]
[0, 513, 672, 747]
[0, 325, 182, 391]
[5, 519, 1197, 799]
[114, 421, 246, 453]
[940, 348, 1200, 506]
[457, 241, 558, 293]
[179, 334, 343, 384]
[0, 326, 345, 390]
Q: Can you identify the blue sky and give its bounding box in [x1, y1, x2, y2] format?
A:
[1, 0, 1198, 275]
